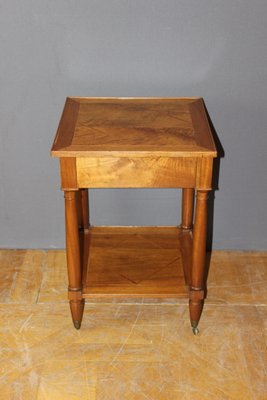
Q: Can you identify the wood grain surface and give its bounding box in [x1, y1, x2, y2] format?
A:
[51, 97, 217, 158]
[82, 226, 191, 299]
[76, 156, 197, 188]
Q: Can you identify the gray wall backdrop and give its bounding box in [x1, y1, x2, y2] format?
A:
[1, 0, 267, 250]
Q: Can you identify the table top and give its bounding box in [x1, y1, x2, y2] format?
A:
[51, 97, 217, 158]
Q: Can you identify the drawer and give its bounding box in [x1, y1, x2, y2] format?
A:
[76, 156, 197, 188]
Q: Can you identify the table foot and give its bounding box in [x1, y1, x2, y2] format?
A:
[191, 320, 200, 335]
[189, 292, 204, 335]
[70, 299, 85, 330]
[192, 327, 199, 335]
[73, 320, 81, 330]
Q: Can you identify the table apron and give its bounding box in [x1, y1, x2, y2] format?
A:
[68, 156, 213, 189]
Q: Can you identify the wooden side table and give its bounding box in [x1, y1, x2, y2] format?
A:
[51, 97, 217, 334]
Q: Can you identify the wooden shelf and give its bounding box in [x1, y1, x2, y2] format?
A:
[81, 226, 192, 299]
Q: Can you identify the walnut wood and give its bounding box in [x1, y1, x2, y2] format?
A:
[180, 230, 193, 286]
[51, 97, 218, 332]
[77, 189, 90, 280]
[189, 98, 216, 151]
[81, 226, 190, 298]
[64, 190, 84, 329]
[51, 97, 217, 158]
[78, 189, 90, 230]
[76, 190, 83, 229]
[60, 158, 78, 190]
[51, 97, 80, 151]
[181, 188, 195, 230]
[196, 157, 214, 189]
[189, 190, 209, 329]
[76, 156, 197, 188]
[69, 299, 85, 330]
[82, 189, 90, 228]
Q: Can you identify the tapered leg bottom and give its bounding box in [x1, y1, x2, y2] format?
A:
[70, 299, 85, 330]
[189, 297, 204, 335]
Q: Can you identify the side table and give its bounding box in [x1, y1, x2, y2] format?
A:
[51, 97, 217, 334]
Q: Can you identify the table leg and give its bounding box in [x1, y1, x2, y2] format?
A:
[189, 190, 209, 334]
[64, 190, 84, 329]
[181, 188, 194, 230]
[77, 189, 90, 288]
[77, 189, 90, 231]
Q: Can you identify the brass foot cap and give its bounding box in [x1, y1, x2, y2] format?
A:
[192, 326, 199, 335]
[73, 320, 81, 330]
[191, 321, 199, 335]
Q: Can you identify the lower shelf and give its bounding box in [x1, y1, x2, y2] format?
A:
[82, 226, 192, 299]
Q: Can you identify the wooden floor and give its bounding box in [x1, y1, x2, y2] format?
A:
[0, 249, 266, 399]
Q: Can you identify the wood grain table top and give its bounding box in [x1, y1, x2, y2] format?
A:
[51, 97, 217, 158]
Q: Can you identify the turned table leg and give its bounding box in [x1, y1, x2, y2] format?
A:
[181, 188, 195, 230]
[64, 190, 84, 329]
[77, 189, 90, 231]
[76, 189, 90, 280]
[189, 190, 209, 334]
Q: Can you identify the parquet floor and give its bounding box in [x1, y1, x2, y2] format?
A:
[0, 249, 266, 399]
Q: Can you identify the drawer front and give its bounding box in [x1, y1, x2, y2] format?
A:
[76, 157, 197, 188]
